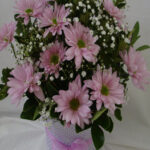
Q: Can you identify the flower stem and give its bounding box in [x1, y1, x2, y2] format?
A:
[10, 43, 18, 64]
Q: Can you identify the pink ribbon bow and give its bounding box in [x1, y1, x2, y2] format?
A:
[45, 127, 92, 150]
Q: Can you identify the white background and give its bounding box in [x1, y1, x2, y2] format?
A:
[0, 0, 150, 150]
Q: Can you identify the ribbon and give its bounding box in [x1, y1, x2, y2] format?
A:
[45, 127, 92, 150]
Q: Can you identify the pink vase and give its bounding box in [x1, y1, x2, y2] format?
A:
[45, 120, 95, 150]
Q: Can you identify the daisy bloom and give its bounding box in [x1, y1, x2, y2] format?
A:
[120, 47, 150, 90]
[40, 41, 65, 78]
[7, 62, 45, 105]
[0, 22, 16, 51]
[40, 3, 70, 37]
[103, 0, 124, 25]
[15, 0, 47, 25]
[53, 75, 92, 128]
[84, 68, 124, 114]
[64, 22, 100, 69]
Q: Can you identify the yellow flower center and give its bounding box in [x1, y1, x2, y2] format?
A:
[69, 98, 80, 111]
[52, 18, 58, 25]
[101, 85, 109, 96]
[77, 39, 86, 48]
[50, 54, 59, 65]
[25, 9, 33, 15]
[3, 38, 8, 42]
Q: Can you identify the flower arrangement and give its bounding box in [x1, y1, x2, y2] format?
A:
[0, 0, 150, 149]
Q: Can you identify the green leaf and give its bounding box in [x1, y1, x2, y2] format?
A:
[131, 22, 140, 45]
[113, 0, 127, 8]
[80, 13, 90, 26]
[131, 35, 141, 46]
[49, 104, 59, 119]
[115, 109, 122, 121]
[1, 68, 12, 83]
[45, 81, 58, 98]
[75, 124, 91, 133]
[92, 108, 107, 122]
[21, 97, 40, 120]
[117, 2, 126, 8]
[118, 40, 128, 51]
[14, 36, 27, 44]
[91, 123, 105, 150]
[116, 104, 122, 108]
[96, 115, 114, 133]
[107, 117, 114, 132]
[137, 45, 150, 51]
[33, 106, 41, 120]
[0, 84, 9, 100]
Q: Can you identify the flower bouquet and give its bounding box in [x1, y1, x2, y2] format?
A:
[0, 0, 150, 149]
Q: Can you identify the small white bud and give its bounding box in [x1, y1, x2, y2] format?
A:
[40, 43, 43, 46]
[73, 17, 79, 22]
[125, 38, 130, 44]
[79, 2, 83, 7]
[61, 76, 64, 80]
[81, 71, 86, 77]
[110, 43, 115, 48]
[42, 47, 46, 51]
[101, 31, 106, 35]
[45, 98, 49, 103]
[50, 76, 54, 81]
[70, 73, 73, 78]
[37, 80, 41, 85]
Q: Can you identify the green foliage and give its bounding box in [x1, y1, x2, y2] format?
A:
[75, 124, 91, 133]
[0, 68, 12, 101]
[95, 114, 114, 133]
[115, 109, 122, 121]
[113, 0, 127, 8]
[131, 22, 140, 45]
[21, 93, 41, 120]
[1, 68, 12, 83]
[118, 40, 129, 51]
[91, 123, 105, 150]
[0, 84, 9, 101]
[137, 45, 150, 51]
[43, 80, 58, 98]
[14, 14, 55, 61]
[80, 13, 90, 26]
[49, 104, 60, 119]
[92, 108, 107, 122]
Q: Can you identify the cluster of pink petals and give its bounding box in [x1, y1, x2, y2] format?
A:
[64, 22, 100, 69]
[15, 0, 47, 25]
[103, 0, 124, 25]
[40, 3, 70, 37]
[0, 22, 16, 51]
[84, 68, 124, 114]
[40, 41, 65, 78]
[53, 75, 92, 128]
[120, 47, 150, 90]
[7, 62, 45, 105]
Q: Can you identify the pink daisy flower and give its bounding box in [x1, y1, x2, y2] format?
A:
[40, 3, 70, 37]
[53, 75, 92, 128]
[103, 0, 124, 25]
[7, 62, 45, 105]
[120, 47, 150, 90]
[64, 22, 100, 69]
[15, 0, 47, 25]
[0, 22, 16, 51]
[40, 41, 65, 78]
[84, 68, 124, 114]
